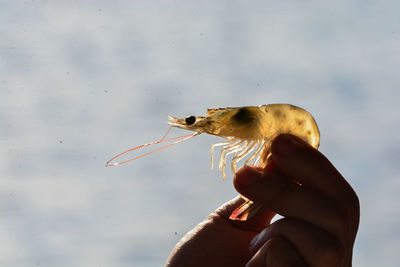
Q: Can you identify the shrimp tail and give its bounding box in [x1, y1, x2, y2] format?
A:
[229, 200, 264, 221]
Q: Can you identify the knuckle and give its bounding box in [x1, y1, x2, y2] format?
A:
[339, 191, 360, 224]
[314, 240, 344, 267]
[346, 191, 360, 214]
[327, 202, 350, 234]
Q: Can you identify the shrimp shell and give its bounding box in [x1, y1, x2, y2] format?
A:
[168, 104, 319, 178]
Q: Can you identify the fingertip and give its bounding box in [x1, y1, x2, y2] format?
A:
[234, 165, 264, 190]
[213, 196, 245, 219]
[272, 133, 304, 154]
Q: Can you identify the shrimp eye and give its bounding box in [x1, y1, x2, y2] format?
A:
[185, 116, 196, 125]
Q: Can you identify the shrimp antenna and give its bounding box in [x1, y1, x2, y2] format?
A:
[105, 126, 200, 167]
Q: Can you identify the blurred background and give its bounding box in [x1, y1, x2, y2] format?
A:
[1, 1, 399, 266]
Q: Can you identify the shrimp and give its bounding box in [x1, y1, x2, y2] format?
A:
[106, 104, 320, 221]
[167, 104, 320, 220]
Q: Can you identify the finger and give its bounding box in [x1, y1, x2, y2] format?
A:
[271, 134, 360, 241]
[250, 218, 345, 267]
[234, 166, 348, 241]
[246, 237, 306, 267]
[214, 196, 276, 232]
[271, 134, 358, 208]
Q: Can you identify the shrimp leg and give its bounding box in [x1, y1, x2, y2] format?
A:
[210, 140, 235, 169]
[244, 139, 265, 165]
[218, 140, 242, 169]
[231, 141, 257, 173]
[218, 140, 244, 179]
[220, 144, 245, 179]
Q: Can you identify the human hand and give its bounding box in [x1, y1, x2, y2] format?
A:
[166, 134, 359, 267]
[238, 134, 360, 266]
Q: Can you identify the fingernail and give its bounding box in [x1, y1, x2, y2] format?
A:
[274, 135, 298, 157]
[236, 167, 263, 186]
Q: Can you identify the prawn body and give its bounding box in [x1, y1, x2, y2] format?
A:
[168, 104, 320, 179]
[107, 104, 320, 221]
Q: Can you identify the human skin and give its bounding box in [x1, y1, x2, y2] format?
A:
[165, 134, 360, 267]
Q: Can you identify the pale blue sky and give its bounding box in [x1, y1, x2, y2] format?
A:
[1, 1, 400, 266]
